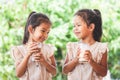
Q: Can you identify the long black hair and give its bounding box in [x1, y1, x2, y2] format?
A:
[23, 12, 51, 44]
[74, 9, 102, 42]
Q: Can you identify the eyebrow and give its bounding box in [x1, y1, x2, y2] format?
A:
[41, 28, 50, 32]
[41, 28, 47, 30]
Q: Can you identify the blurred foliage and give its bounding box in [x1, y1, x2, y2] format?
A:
[0, 0, 120, 80]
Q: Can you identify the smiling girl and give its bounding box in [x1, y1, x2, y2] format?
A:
[11, 12, 56, 80]
[63, 9, 108, 80]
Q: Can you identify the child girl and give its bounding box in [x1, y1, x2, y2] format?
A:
[11, 12, 56, 80]
[63, 9, 108, 80]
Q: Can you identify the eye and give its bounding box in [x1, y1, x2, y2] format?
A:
[77, 24, 81, 27]
[73, 25, 76, 27]
[41, 30, 45, 32]
[47, 32, 50, 34]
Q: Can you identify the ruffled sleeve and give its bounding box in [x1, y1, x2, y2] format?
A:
[66, 42, 71, 53]
[43, 44, 56, 64]
[47, 44, 55, 57]
[97, 42, 109, 63]
[11, 46, 23, 66]
[11, 46, 29, 80]
[99, 43, 109, 54]
[66, 42, 73, 60]
[66, 42, 78, 60]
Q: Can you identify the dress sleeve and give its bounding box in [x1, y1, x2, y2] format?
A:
[47, 44, 56, 57]
[11, 46, 23, 66]
[99, 43, 109, 54]
[66, 42, 73, 61]
[45, 44, 56, 64]
[97, 43, 109, 63]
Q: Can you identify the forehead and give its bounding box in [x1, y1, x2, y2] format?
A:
[36, 23, 51, 30]
[73, 15, 85, 24]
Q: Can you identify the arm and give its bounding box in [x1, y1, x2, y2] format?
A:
[35, 53, 56, 76]
[90, 51, 107, 77]
[15, 54, 30, 77]
[16, 43, 39, 77]
[85, 50, 108, 77]
[62, 54, 79, 74]
[42, 55, 57, 76]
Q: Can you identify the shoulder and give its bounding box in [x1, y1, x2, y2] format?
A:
[66, 42, 78, 47]
[11, 45, 22, 53]
[97, 42, 108, 46]
[43, 44, 55, 49]
[96, 42, 109, 54]
[11, 45, 23, 59]
[42, 43, 56, 56]
[97, 42, 108, 49]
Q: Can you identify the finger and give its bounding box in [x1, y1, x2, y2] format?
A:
[77, 48, 81, 56]
[39, 53, 43, 55]
[34, 56, 44, 62]
[84, 54, 89, 58]
[85, 50, 91, 54]
[85, 50, 90, 53]
[36, 52, 42, 56]
[84, 52, 92, 61]
[29, 49, 40, 54]
[30, 44, 38, 49]
[35, 59, 43, 62]
[27, 44, 38, 51]
[84, 51, 89, 55]
[28, 42, 38, 48]
[34, 54, 41, 59]
[34, 57, 40, 61]
[34, 59, 40, 62]
[34, 52, 40, 56]
[30, 46, 39, 51]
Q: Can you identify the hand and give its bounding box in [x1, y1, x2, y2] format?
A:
[34, 52, 46, 65]
[84, 50, 93, 63]
[26, 42, 39, 57]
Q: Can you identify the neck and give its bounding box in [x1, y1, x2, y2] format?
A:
[80, 36, 96, 46]
[27, 36, 34, 43]
[28, 39, 33, 42]
[28, 37, 43, 43]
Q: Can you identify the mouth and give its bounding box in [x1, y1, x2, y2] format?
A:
[40, 37, 46, 41]
[75, 32, 81, 35]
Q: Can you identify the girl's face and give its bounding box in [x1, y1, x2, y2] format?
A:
[32, 23, 51, 43]
[73, 16, 91, 40]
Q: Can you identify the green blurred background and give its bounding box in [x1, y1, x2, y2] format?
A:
[0, 0, 120, 80]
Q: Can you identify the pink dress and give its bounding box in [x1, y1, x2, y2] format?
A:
[11, 43, 55, 80]
[66, 41, 108, 80]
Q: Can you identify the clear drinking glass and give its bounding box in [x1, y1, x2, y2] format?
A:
[79, 42, 90, 63]
[32, 42, 42, 67]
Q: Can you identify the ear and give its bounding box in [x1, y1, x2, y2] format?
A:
[28, 25, 34, 34]
[89, 23, 95, 31]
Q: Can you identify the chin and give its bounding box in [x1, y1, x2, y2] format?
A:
[75, 36, 81, 39]
[40, 39, 45, 43]
[32, 39, 41, 43]
[77, 37, 81, 40]
[37, 40, 43, 43]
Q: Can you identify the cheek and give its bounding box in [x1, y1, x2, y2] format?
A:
[81, 26, 87, 32]
[82, 29, 89, 36]
[33, 32, 41, 39]
[80, 26, 84, 31]
[73, 27, 81, 32]
[73, 28, 76, 33]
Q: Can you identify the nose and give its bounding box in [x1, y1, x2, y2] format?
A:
[73, 27, 78, 32]
[43, 32, 48, 39]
